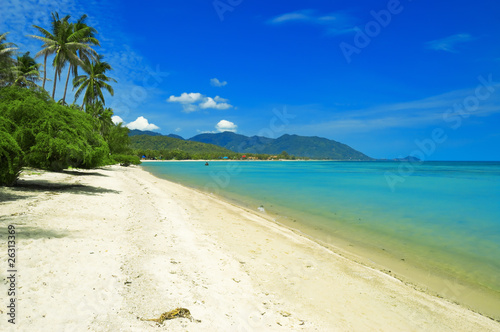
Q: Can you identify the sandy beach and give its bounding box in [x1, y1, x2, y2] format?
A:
[1, 165, 499, 331]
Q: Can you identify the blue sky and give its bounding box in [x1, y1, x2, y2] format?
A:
[2, 0, 500, 160]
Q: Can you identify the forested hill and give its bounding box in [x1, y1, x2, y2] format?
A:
[128, 129, 163, 137]
[130, 130, 371, 160]
[189, 132, 372, 160]
[129, 134, 237, 159]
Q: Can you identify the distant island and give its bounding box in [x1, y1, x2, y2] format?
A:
[129, 130, 373, 161]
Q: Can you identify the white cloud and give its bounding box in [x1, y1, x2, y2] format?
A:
[167, 92, 203, 104]
[126, 116, 160, 131]
[199, 98, 217, 109]
[111, 115, 123, 124]
[270, 12, 311, 24]
[199, 97, 232, 110]
[268, 9, 354, 35]
[210, 78, 227, 87]
[214, 96, 228, 102]
[175, 127, 182, 132]
[168, 92, 233, 112]
[425, 34, 474, 53]
[215, 120, 237, 133]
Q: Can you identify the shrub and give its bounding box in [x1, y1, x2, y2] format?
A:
[111, 154, 141, 166]
[0, 117, 23, 186]
[0, 86, 110, 173]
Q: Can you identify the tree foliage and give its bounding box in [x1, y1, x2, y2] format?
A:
[30, 12, 98, 101]
[130, 134, 301, 161]
[62, 14, 100, 104]
[73, 55, 115, 109]
[12, 52, 42, 88]
[0, 32, 18, 87]
[0, 86, 111, 184]
[0, 115, 23, 186]
[0, 15, 139, 185]
[106, 122, 131, 155]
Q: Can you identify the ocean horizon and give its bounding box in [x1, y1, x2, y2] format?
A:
[141, 160, 500, 316]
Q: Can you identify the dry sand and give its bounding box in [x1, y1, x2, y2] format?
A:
[0, 165, 499, 331]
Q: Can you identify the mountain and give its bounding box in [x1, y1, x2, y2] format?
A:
[128, 129, 162, 137]
[167, 134, 185, 140]
[189, 132, 371, 160]
[130, 135, 235, 156]
[129, 130, 372, 160]
[189, 132, 272, 152]
[128, 129, 184, 140]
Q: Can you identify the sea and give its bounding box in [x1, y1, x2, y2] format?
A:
[141, 160, 500, 316]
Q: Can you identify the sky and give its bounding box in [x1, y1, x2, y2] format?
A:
[1, 0, 500, 160]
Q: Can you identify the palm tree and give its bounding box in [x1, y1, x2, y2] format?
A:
[73, 55, 116, 109]
[30, 12, 98, 101]
[30, 13, 69, 90]
[61, 14, 100, 104]
[0, 32, 18, 86]
[85, 101, 115, 137]
[12, 52, 41, 88]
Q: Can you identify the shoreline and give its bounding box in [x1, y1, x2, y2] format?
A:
[140, 163, 500, 321]
[1, 165, 499, 331]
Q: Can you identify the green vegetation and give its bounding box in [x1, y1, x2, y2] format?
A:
[130, 134, 300, 161]
[30, 13, 99, 102]
[0, 12, 139, 186]
[0, 86, 107, 170]
[0, 115, 23, 186]
[12, 52, 42, 88]
[73, 55, 115, 109]
[0, 32, 18, 87]
[131, 135, 240, 160]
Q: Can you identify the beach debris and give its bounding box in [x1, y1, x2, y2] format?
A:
[280, 311, 291, 317]
[258, 205, 265, 213]
[139, 308, 201, 324]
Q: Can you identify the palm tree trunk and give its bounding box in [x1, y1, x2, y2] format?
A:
[42, 53, 47, 90]
[62, 65, 71, 104]
[52, 69, 58, 99]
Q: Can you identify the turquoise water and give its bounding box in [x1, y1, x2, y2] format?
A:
[141, 161, 500, 295]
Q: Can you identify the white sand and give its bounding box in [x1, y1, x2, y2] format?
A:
[0, 165, 499, 331]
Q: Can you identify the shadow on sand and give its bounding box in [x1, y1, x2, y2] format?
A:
[11, 179, 121, 195]
[61, 170, 109, 177]
[0, 191, 27, 203]
[0, 225, 69, 239]
[0, 168, 120, 203]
